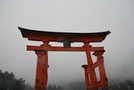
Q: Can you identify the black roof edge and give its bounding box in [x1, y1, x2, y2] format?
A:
[18, 26, 111, 35]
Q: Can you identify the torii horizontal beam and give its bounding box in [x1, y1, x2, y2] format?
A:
[27, 45, 104, 51]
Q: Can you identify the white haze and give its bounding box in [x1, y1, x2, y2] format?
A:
[0, 0, 134, 86]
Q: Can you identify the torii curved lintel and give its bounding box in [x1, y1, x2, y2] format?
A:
[18, 26, 110, 42]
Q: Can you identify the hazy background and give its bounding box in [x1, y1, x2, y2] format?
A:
[0, 0, 134, 86]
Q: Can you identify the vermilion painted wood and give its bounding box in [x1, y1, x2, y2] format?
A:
[82, 65, 91, 90]
[27, 45, 104, 51]
[19, 27, 110, 90]
[93, 50, 109, 90]
[18, 27, 110, 42]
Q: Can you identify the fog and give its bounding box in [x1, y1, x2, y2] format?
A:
[0, 0, 134, 86]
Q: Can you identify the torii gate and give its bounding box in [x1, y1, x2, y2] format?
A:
[19, 27, 110, 90]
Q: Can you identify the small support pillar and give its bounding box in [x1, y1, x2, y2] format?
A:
[84, 42, 98, 90]
[82, 65, 90, 90]
[93, 50, 109, 90]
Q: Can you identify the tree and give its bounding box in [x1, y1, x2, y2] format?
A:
[0, 69, 26, 90]
[109, 79, 134, 90]
[47, 84, 64, 90]
[68, 81, 86, 90]
[125, 79, 134, 89]
[25, 84, 34, 90]
[109, 84, 120, 90]
[12, 78, 26, 90]
[119, 82, 127, 90]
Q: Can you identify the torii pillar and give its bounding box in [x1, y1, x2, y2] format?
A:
[34, 42, 49, 90]
[18, 27, 110, 90]
[93, 50, 108, 90]
[82, 50, 109, 90]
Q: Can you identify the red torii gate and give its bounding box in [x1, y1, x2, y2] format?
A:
[19, 27, 110, 90]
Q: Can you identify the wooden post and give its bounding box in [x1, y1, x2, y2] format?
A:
[93, 50, 109, 90]
[84, 42, 98, 90]
[82, 65, 90, 90]
[34, 42, 49, 90]
[35, 50, 46, 90]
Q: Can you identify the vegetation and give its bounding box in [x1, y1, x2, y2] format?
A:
[67, 81, 86, 90]
[47, 84, 64, 90]
[47, 80, 134, 90]
[66, 80, 134, 90]
[1, 69, 134, 90]
[0, 69, 33, 90]
[109, 79, 134, 90]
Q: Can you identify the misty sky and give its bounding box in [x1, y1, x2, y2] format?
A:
[0, 0, 134, 86]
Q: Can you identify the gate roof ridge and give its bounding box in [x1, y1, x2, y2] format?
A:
[18, 26, 110, 42]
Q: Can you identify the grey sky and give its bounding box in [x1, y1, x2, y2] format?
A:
[0, 0, 134, 86]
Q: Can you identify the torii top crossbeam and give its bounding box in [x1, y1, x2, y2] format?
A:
[18, 27, 110, 43]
